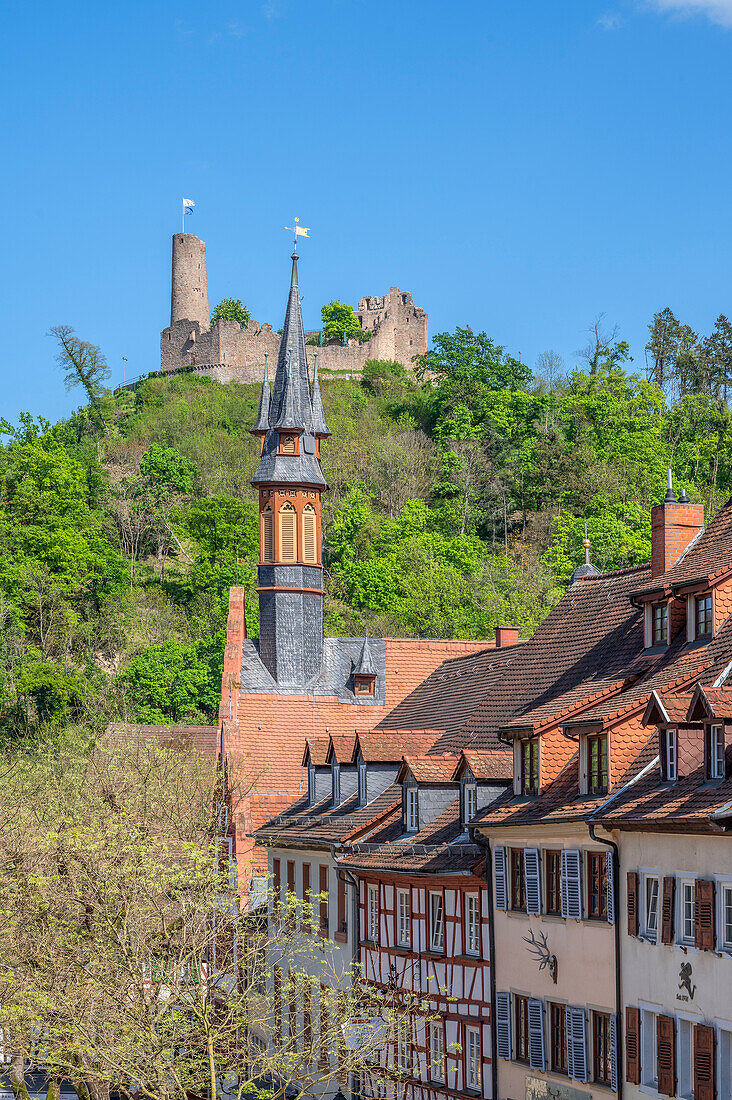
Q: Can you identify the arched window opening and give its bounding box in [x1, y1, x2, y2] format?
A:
[279, 504, 296, 563]
[302, 504, 317, 564]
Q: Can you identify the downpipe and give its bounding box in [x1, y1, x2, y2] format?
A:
[588, 822, 623, 1100]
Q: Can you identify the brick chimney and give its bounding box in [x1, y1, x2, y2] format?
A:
[495, 626, 520, 648]
[651, 472, 704, 578]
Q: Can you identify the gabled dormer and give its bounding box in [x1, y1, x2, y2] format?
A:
[395, 754, 460, 835]
[326, 735, 358, 807]
[687, 684, 732, 781]
[451, 750, 513, 826]
[351, 730, 441, 808]
[561, 720, 611, 797]
[302, 738, 331, 806]
[642, 690, 701, 782]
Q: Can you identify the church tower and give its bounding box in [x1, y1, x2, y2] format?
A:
[250, 251, 330, 686]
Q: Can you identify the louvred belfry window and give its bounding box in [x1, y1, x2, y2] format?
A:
[262, 506, 274, 563]
[279, 503, 297, 562]
[302, 504, 317, 564]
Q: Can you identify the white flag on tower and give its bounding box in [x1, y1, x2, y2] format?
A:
[183, 198, 195, 213]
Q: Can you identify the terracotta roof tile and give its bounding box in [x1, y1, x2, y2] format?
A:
[341, 800, 482, 874]
[354, 730, 442, 762]
[630, 500, 732, 593]
[399, 753, 461, 784]
[455, 749, 514, 781]
[302, 738, 330, 766]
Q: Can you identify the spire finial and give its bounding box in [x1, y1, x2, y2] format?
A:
[583, 521, 591, 566]
[264, 351, 269, 382]
[313, 349, 318, 381]
[664, 468, 677, 503]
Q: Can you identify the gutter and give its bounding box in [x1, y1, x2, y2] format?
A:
[587, 821, 623, 1100]
[471, 830, 499, 1100]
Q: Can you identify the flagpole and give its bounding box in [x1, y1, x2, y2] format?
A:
[182, 197, 184, 234]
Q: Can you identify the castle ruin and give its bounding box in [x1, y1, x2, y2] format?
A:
[160, 233, 428, 383]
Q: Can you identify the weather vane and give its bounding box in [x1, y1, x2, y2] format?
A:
[285, 216, 310, 252]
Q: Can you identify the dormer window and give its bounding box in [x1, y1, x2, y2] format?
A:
[405, 787, 419, 833]
[332, 763, 341, 805]
[587, 733, 609, 795]
[696, 594, 713, 638]
[521, 738, 539, 795]
[709, 724, 725, 780]
[661, 728, 677, 782]
[463, 782, 477, 826]
[358, 761, 367, 805]
[354, 673, 375, 695]
[652, 602, 669, 646]
[279, 434, 298, 456]
[308, 764, 316, 804]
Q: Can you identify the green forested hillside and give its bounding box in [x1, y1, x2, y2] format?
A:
[3, 320, 732, 737]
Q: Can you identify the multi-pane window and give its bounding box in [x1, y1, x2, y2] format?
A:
[592, 1012, 612, 1086]
[677, 1016, 694, 1100]
[550, 1003, 567, 1074]
[662, 728, 678, 781]
[430, 892, 444, 951]
[397, 1016, 411, 1073]
[367, 884, 379, 942]
[510, 848, 526, 911]
[463, 782, 477, 824]
[710, 724, 725, 779]
[514, 995, 530, 1064]
[307, 765, 316, 804]
[696, 593, 713, 637]
[429, 1022, 445, 1082]
[397, 888, 411, 947]
[405, 787, 419, 832]
[358, 762, 367, 804]
[332, 764, 341, 805]
[522, 737, 539, 794]
[587, 733, 609, 794]
[679, 880, 696, 945]
[545, 849, 561, 915]
[465, 893, 481, 956]
[587, 851, 608, 921]
[721, 883, 732, 951]
[641, 1008, 658, 1090]
[465, 1025, 481, 1091]
[643, 874, 660, 941]
[652, 602, 669, 645]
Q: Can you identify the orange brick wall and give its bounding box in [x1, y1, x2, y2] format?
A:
[651, 503, 704, 578]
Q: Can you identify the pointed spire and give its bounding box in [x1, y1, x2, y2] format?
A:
[308, 350, 331, 437]
[251, 352, 271, 435]
[274, 348, 304, 431]
[271, 252, 311, 427]
[356, 636, 376, 676]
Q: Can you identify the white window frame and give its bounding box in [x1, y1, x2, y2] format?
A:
[640, 1005, 659, 1091]
[677, 877, 696, 947]
[465, 893, 481, 956]
[308, 764, 316, 804]
[717, 1021, 732, 1100]
[465, 1024, 481, 1091]
[663, 728, 678, 781]
[711, 724, 725, 779]
[429, 1021, 445, 1082]
[367, 884, 379, 942]
[358, 761, 367, 804]
[332, 763, 341, 805]
[716, 877, 732, 953]
[429, 892, 444, 952]
[397, 1015, 411, 1072]
[640, 870, 660, 943]
[464, 782, 477, 825]
[397, 888, 411, 948]
[676, 1011, 697, 1100]
[405, 787, 419, 833]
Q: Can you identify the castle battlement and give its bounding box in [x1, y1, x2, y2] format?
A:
[159, 234, 428, 384]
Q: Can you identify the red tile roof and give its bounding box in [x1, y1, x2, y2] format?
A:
[354, 730, 442, 762]
[398, 753, 461, 784]
[302, 738, 330, 766]
[453, 749, 514, 781]
[630, 501, 732, 593]
[341, 799, 483, 874]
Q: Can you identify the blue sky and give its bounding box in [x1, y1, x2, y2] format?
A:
[2, 0, 732, 422]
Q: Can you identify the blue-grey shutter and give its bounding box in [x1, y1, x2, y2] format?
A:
[610, 1012, 618, 1092]
[494, 846, 508, 911]
[606, 850, 615, 924]
[528, 998, 545, 1071]
[561, 850, 583, 919]
[524, 848, 542, 916]
[567, 1007, 587, 1082]
[495, 992, 511, 1059]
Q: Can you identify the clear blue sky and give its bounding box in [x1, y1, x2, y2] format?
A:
[2, 0, 732, 423]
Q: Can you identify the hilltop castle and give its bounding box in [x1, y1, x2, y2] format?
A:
[159, 232, 428, 383]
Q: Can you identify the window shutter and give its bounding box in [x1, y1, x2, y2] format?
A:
[625, 1006, 641, 1085]
[262, 509, 274, 562]
[610, 1013, 618, 1093]
[495, 992, 511, 1059]
[524, 848, 542, 916]
[627, 871, 639, 936]
[694, 879, 715, 950]
[661, 875, 675, 945]
[561, 850, 583, 919]
[279, 506, 296, 562]
[656, 1014, 675, 1096]
[566, 1006, 587, 1082]
[606, 850, 615, 924]
[527, 998, 545, 1071]
[693, 1023, 715, 1100]
[494, 846, 508, 911]
[302, 506, 317, 564]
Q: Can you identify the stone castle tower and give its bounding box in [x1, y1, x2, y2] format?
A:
[160, 232, 428, 384]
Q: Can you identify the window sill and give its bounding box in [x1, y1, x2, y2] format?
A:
[425, 948, 445, 956]
[454, 953, 482, 963]
[334, 931, 348, 944]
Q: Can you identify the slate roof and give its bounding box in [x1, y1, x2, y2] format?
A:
[254, 784, 402, 848]
[341, 800, 483, 874]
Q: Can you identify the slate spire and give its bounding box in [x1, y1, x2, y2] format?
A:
[274, 350, 304, 432]
[356, 636, 376, 676]
[308, 350, 331, 438]
[251, 352, 271, 435]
